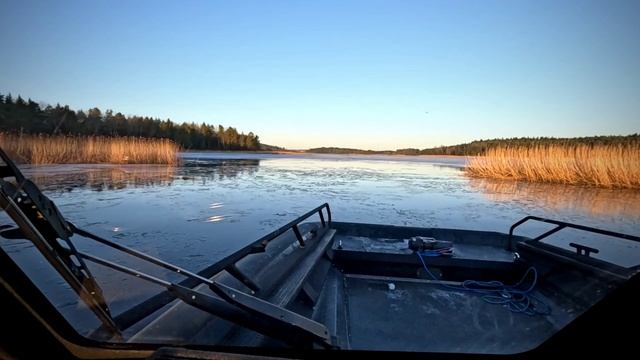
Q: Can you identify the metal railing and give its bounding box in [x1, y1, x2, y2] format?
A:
[508, 215, 640, 252]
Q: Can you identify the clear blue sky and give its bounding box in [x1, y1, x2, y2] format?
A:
[1, 0, 638, 150]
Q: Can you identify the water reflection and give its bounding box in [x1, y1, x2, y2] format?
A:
[209, 202, 224, 209]
[182, 159, 260, 180]
[206, 215, 227, 223]
[470, 178, 640, 217]
[20, 165, 176, 192]
[24, 159, 261, 192]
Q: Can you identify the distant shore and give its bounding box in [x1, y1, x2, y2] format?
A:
[183, 148, 468, 158]
[271, 150, 467, 158]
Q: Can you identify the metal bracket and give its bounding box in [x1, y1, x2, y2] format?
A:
[569, 243, 600, 257]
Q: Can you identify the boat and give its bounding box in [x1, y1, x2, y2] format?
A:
[0, 146, 639, 359]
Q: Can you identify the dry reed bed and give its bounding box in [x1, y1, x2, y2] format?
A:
[0, 133, 180, 165]
[466, 145, 640, 189]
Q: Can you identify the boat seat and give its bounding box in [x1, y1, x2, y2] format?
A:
[129, 227, 336, 345]
[331, 232, 517, 276]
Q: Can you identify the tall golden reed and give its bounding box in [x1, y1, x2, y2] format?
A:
[0, 133, 180, 165]
[466, 144, 640, 189]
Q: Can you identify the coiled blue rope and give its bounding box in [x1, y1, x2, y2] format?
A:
[417, 251, 551, 316]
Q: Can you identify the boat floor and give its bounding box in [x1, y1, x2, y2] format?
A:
[342, 275, 557, 353]
[126, 223, 601, 353]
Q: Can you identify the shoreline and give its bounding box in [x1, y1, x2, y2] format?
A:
[184, 149, 470, 158]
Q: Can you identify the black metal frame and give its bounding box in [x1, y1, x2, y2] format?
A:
[0, 149, 120, 338]
[0, 147, 335, 348]
[508, 215, 640, 252]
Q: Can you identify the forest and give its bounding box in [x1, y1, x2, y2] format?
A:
[309, 135, 640, 156]
[0, 93, 260, 151]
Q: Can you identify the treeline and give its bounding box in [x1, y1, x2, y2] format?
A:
[306, 147, 394, 155]
[413, 135, 640, 155]
[0, 93, 260, 150]
[308, 135, 640, 156]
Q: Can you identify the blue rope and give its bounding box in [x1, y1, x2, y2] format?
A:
[417, 251, 551, 316]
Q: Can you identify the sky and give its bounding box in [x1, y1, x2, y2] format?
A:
[1, 0, 639, 150]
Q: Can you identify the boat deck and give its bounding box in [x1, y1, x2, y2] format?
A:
[125, 221, 618, 353]
[341, 275, 555, 353]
